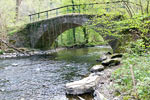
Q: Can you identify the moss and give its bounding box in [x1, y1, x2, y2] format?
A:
[123, 96, 132, 100]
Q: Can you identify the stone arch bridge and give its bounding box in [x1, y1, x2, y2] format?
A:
[12, 3, 124, 52]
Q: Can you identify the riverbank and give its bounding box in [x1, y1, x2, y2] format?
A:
[65, 51, 150, 100]
[0, 48, 65, 59]
[65, 52, 122, 100]
[0, 44, 110, 59]
[95, 52, 150, 100]
[111, 52, 150, 100]
[94, 64, 121, 100]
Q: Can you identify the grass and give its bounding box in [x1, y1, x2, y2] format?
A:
[112, 52, 150, 100]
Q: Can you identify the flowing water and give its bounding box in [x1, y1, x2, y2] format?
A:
[0, 46, 111, 100]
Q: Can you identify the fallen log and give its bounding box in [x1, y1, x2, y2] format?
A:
[0, 38, 26, 54]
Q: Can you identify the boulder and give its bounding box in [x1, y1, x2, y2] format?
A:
[96, 55, 108, 62]
[105, 52, 112, 55]
[94, 90, 108, 100]
[66, 75, 100, 95]
[111, 53, 123, 59]
[89, 72, 104, 77]
[18, 48, 29, 52]
[4, 49, 15, 53]
[102, 58, 121, 66]
[90, 65, 105, 73]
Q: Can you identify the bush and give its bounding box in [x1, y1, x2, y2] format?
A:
[125, 39, 149, 55]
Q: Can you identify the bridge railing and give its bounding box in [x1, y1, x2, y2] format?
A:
[29, 3, 101, 22]
[28, 1, 141, 22]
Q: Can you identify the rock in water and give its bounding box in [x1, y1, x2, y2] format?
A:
[102, 58, 121, 66]
[90, 65, 105, 73]
[96, 55, 107, 62]
[12, 63, 18, 66]
[111, 53, 123, 59]
[105, 52, 112, 55]
[66, 75, 100, 95]
[5, 49, 15, 53]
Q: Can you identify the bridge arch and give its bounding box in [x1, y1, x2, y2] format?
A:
[28, 14, 120, 52]
[29, 14, 94, 48]
[11, 14, 120, 52]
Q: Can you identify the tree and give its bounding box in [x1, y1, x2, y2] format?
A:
[16, 0, 22, 21]
[139, 0, 143, 15]
[146, 0, 150, 14]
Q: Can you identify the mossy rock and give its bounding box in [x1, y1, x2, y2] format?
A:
[111, 53, 123, 59]
[102, 58, 121, 66]
[4, 49, 16, 53]
[90, 65, 105, 72]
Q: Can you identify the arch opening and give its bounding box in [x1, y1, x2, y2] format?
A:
[28, 14, 120, 52]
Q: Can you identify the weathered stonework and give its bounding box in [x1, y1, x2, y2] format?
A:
[11, 14, 121, 52]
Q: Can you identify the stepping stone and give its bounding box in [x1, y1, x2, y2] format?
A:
[111, 53, 123, 59]
[102, 58, 121, 66]
[96, 55, 108, 62]
[90, 65, 105, 73]
[66, 75, 100, 95]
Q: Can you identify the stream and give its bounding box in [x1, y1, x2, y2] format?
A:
[0, 46, 111, 100]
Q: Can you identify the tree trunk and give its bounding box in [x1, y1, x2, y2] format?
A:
[73, 28, 76, 44]
[71, 0, 75, 13]
[146, 0, 150, 14]
[139, 0, 144, 15]
[0, 38, 26, 54]
[15, 0, 22, 22]
[83, 27, 88, 43]
[0, 14, 7, 50]
[122, 0, 133, 17]
[71, 0, 76, 44]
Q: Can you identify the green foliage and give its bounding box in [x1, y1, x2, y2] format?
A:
[89, 13, 150, 52]
[125, 39, 149, 55]
[88, 29, 104, 44]
[90, 13, 126, 36]
[112, 52, 150, 100]
[0, 0, 61, 36]
[8, 26, 20, 35]
[57, 27, 104, 47]
[0, 49, 4, 54]
[102, 13, 150, 100]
